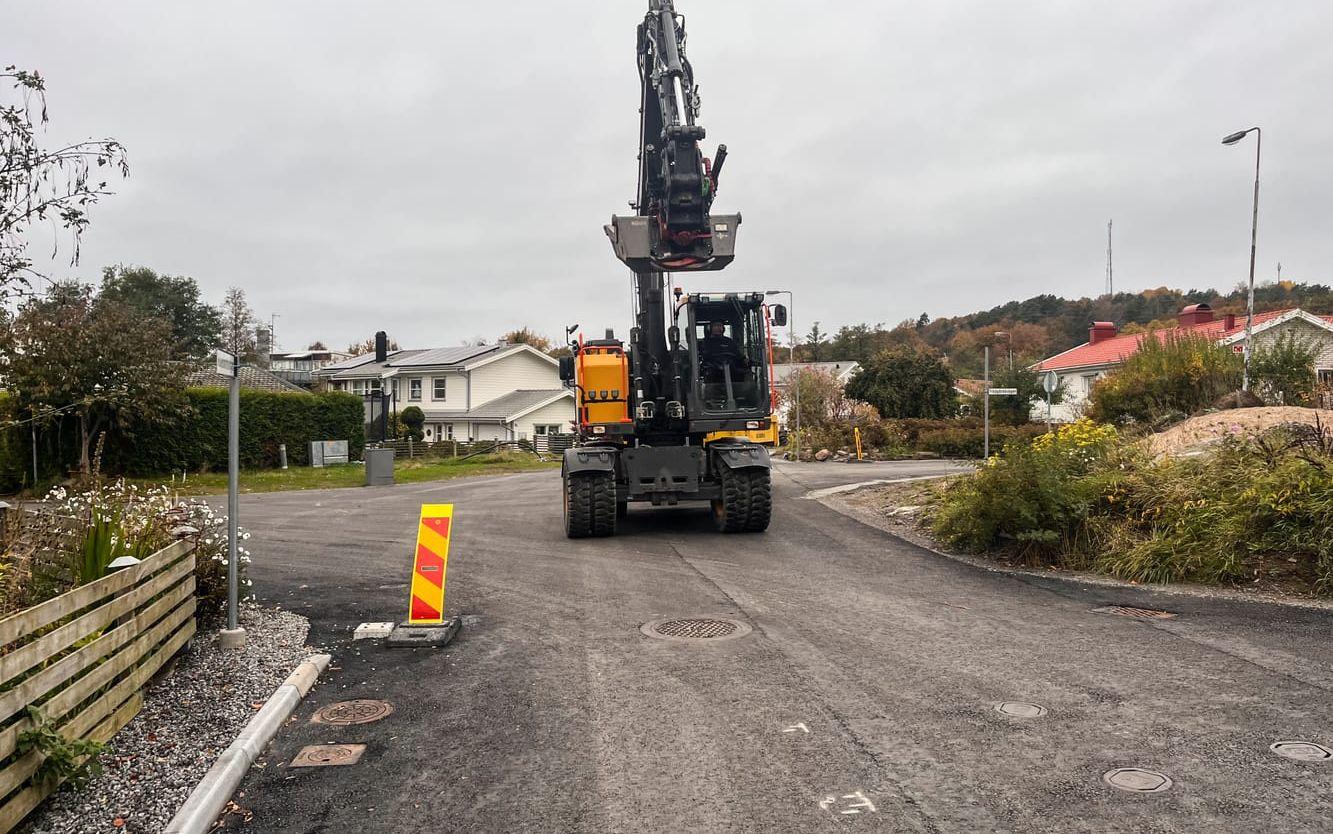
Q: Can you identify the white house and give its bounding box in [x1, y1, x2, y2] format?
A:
[316, 343, 575, 442]
[1034, 304, 1333, 421]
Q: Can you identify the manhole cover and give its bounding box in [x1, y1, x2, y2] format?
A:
[1092, 605, 1177, 620]
[290, 744, 366, 768]
[995, 702, 1047, 718]
[1102, 767, 1172, 793]
[1270, 741, 1333, 762]
[640, 616, 752, 643]
[311, 699, 394, 726]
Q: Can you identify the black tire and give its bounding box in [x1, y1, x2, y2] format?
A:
[712, 467, 772, 533]
[564, 471, 618, 538]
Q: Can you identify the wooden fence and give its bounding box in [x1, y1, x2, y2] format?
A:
[0, 539, 197, 833]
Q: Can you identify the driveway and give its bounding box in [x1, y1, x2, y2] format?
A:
[226, 461, 1333, 832]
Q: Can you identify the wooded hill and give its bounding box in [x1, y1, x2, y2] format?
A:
[800, 281, 1333, 378]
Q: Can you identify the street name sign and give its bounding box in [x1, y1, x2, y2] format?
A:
[988, 387, 1018, 396]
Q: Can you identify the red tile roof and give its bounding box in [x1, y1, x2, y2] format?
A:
[1036, 309, 1333, 372]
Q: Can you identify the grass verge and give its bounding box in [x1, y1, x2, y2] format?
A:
[124, 454, 558, 496]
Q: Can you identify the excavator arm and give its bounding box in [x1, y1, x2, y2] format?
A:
[606, 0, 739, 272]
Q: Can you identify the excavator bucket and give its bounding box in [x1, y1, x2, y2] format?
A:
[604, 214, 740, 273]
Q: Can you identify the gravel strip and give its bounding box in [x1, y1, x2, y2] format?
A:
[23, 604, 318, 834]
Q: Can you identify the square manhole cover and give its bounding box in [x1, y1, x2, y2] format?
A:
[290, 744, 366, 768]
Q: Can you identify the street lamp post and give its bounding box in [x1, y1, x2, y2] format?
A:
[766, 290, 797, 453]
[1222, 126, 1261, 391]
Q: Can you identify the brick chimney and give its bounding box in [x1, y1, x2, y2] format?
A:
[374, 330, 388, 363]
[1223, 313, 1237, 330]
[1177, 303, 1214, 328]
[1089, 321, 1118, 345]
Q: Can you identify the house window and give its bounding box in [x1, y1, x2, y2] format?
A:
[1081, 373, 1099, 393]
[351, 379, 382, 396]
[534, 424, 562, 435]
[410, 379, 422, 401]
[1319, 369, 1333, 386]
[443, 423, 454, 440]
[433, 378, 447, 400]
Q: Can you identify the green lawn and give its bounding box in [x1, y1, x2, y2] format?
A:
[126, 454, 558, 496]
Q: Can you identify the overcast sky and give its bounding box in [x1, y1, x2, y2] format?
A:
[9, 1, 1332, 351]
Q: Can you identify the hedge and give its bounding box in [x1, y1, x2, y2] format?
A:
[104, 388, 365, 474]
[0, 389, 365, 491]
[914, 424, 1048, 459]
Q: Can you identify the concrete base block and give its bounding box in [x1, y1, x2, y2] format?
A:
[219, 627, 248, 649]
[387, 618, 461, 648]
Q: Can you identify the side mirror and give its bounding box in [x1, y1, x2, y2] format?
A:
[558, 356, 575, 382]
[770, 304, 788, 327]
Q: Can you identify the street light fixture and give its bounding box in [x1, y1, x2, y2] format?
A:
[1221, 126, 1261, 391]
[765, 290, 798, 454]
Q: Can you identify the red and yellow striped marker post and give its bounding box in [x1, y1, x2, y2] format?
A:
[408, 504, 453, 624]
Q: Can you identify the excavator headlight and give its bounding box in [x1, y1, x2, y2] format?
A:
[746, 421, 760, 429]
[591, 426, 607, 435]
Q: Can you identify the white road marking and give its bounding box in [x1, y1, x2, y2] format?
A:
[820, 791, 877, 815]
[782, 722, 810, 734]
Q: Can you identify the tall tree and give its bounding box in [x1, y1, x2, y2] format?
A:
[221, 287, 257, 361]
[501, 327, 553, 352]
[845, 346, 957, 419]
[0, 281, 184, 472]
[98, 265, 222, 360]
[1, 68, 129, 300]
[803, 322, 827, 362]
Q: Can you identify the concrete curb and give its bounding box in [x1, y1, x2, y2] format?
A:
[816, 489, 1333, 613]
[164, 653, 332, 834]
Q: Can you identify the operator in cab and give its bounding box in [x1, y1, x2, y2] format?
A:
[700, 320, 748, 378]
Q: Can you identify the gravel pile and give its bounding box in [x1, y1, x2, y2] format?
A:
[23, 604, 317, 834]
[1145, 406, 1333, 457]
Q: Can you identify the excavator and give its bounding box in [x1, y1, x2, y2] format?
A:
[559, 0, 786, 537]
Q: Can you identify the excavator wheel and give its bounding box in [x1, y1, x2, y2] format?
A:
[564, 471, 618, 539]
[712, 467, 772, 533]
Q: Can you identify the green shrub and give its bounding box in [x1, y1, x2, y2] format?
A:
[931, 419, 1118, 556]
[1251, 331, 1319, 406]
[400, 406, 425, 441]
[845, 346, 957, 419]
[915, 424, 1047, 458]
[930, 418, 1333, 593]
[1088, 331, 1242, 423]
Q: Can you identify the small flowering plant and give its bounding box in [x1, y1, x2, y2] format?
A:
[39, 479, 252, 615]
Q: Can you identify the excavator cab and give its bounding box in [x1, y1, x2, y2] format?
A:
[682, 294, 770, 419]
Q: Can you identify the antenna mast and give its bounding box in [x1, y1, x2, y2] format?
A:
[1106, 219, 1113, 297]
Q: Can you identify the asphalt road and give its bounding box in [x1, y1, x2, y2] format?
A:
[227, 459, 1333, 833]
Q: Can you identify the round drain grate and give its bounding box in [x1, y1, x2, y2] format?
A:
[1102, 767, 1172, 793]
[311, 699, 394, 726]
[641, 616, 752, 643]
[1270, 741, 1333, 762]
[995, 702, 1047, 718]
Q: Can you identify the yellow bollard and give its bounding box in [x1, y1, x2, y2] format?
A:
[408, 504, 453, 624]
[854, 426, 863, 461]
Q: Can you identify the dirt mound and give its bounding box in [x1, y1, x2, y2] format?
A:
[1146, 406, 1333, 457]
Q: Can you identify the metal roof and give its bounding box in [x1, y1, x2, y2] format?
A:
[390, 344, 504, 368]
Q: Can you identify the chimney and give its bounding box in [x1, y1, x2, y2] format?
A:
[374, 331, 387, 363]
[1089, 321, 1118, 345]
[1177, 303, 1214, 328]
[1223, 313, 1236, 330]
[255, 326, 272, 369]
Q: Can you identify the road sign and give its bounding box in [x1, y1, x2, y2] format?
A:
[215, 348, 235, 377]
[1043, 370, 1058, 394]
[1232, 344, 1245, 354]
[988, 387, 1018, 396]
[408, 504, 454, 624]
